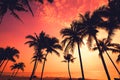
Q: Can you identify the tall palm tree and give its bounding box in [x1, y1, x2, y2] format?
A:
[62, 53, 76, 80]
[60, 21, 85, 80]
[77, 11, 111, 79]
[0, 0, 27, 23]
[25, 31, 48, 80]
[0, 46, 19, 76]
[93, 38, 120, 75]
[40, 36, 62, 80]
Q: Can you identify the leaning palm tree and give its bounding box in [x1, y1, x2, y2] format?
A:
[0, 0, 27, 23]
[60, 22, 85, 80]
[62, 53, 76, 80]
[0, 46, 19, 76]
[40, 36, 62, 80]
[25, 31, 48, 80]
[77, 10, 111, 79]
[93, 38, 120, 75]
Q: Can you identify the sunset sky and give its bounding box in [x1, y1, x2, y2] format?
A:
[0, 0, 119, 79]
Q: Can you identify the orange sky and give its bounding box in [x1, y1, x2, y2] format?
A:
[0, 0, 119, 79]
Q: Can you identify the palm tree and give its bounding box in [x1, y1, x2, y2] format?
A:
[0, 0, 27, 23]
[25, 31, 48, 80]
[60, 21, 85, 80]
[62, 53, 76, 80]
[77, 11, 111, 79]
[40, 36, 62, 80]
[13, 62, 25, 77]
[93, 38, 120, 75]
[10, 62, 25, 79]
[0, 46, 19, 76]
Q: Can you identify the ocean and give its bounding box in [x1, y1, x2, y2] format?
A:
[3, 71, 120, 80]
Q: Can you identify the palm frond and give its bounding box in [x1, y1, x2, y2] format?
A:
[11, 11, 23, 23]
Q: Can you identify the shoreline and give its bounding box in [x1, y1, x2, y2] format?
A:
[0, 75, 101, 80]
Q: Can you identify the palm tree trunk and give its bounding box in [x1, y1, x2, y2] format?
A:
[11, 70, 16, 77]
[0, 59, 5, 68]
[40, 53, 48, 80]
[0, 59, 9, 76]
[93, 35, 111, 80]
[77, 42, 85, 80]
[29, 58, 38, 80]
[13, 69, 19, 77]
[68, 61, 72, 80]
[105, 51, 120, 75]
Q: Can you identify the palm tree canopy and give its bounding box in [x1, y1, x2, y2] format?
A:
[93, 38, 120, 54]
[44, 37, 62, 56]
[77, 10, 103, 48]
[0, 0, 27, 23]
[62, 53, 76, 63]
[11, 62, 25, 71]
[60, 21, 84, 53]
[0, 46, 19, 62]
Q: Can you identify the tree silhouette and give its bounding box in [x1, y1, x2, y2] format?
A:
[93, 38, 120, 75]
[62, 53, 76, 80]
[10, 62, 25, 78]
[77, 10, 111, 79]
[96, 0, 120, 40]
[60, 21, 85, 80]
[0, 46, 19, 76]
[0, 0, 54, 23]
[25, 31, 47, 80]
[0, 0, 27, 23]
[40, 36, 62, 80]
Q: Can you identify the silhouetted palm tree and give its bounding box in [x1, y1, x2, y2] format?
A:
[77, 11, 111, 79]
[93, 38, 120, 75]
[13, 62, 25, 77]
[62, 53, 76, 80]
[25, 31, 47, 80]
[10, 62, 25, 79]
[60, 22, 85, 80]
[0, 46, 19, 76]
[40, 36, 62, 80]
[0, 0, 27, 23]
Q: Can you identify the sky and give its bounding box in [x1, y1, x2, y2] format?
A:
[0, 0, 120, 79]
